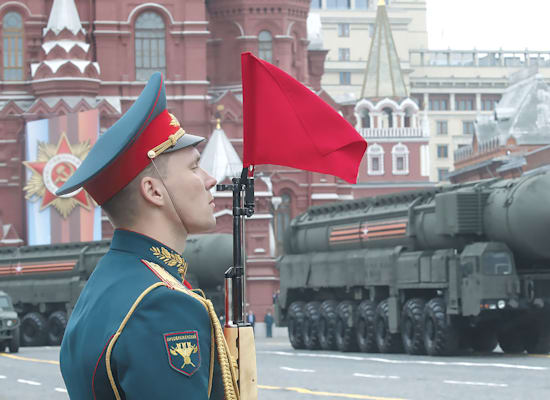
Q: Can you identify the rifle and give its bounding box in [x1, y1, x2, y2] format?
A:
[217, 167, 258, 399]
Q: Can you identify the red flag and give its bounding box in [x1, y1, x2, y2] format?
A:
[241, 52, 367, 184]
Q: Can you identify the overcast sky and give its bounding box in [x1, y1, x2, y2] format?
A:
[426, 0, 550, 51]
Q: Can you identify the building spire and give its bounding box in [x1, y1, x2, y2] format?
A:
[45, 0, 85, 36]
[361, 0, 407, 99]
[199, 122, 242, 187]
[30, 0, 100, 98]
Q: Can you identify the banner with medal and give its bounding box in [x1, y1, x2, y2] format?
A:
[23, 110, 102, 245]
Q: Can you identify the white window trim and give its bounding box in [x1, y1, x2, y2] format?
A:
[367, 144, 384, 175]
[392, 142, 409, 175]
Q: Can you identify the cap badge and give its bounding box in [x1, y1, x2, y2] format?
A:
[169, 113, 180, 128]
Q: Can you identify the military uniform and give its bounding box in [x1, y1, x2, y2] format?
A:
[57, 73, 238, 399]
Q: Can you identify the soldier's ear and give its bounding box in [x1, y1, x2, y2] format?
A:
[139, 175, 165, 207]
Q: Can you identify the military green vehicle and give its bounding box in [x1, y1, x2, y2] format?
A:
[0, 234, 231, 347]
[275, 172, 550, 356]
[0, 290, 20, 353]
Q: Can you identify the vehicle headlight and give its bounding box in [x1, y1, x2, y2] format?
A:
[497, 300, 506, 309]
[6, 319, 13, 327]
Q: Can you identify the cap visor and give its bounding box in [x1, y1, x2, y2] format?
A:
[164, 133, 205, 154]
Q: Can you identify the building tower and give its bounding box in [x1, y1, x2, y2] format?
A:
[352, 0, 431, 198]
[30, 0, 100, 111]
[206, 0, 310, 86]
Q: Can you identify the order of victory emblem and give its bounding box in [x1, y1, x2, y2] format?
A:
[23, 132, 92, 218]
[164, 331, 201, 376]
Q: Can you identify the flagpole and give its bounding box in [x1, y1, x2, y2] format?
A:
[217, 166, 258, 399]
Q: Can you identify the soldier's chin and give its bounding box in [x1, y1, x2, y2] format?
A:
[188, 219, 216, 234]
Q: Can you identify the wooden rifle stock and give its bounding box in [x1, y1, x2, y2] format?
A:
[218, 168, 258, 399]
[224, 325, 258, 399]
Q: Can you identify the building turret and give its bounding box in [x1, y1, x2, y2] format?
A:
[30, 0, 100, 98]
[206, 0, 310, 86]
[306, 12, 328, 92]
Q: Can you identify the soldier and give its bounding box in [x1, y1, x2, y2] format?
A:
[58, 73, 239, 399]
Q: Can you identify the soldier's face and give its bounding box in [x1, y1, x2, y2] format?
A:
[163, 147, 217, 234]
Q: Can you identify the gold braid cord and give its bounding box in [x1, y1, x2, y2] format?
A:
[105, 282, 165, 400]
[205, 298, 240, 400]
[141, 260, 240, 399]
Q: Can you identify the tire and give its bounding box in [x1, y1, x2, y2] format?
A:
[401, 298, 426, 355]
[355, 300, 378, 353]
[335, 301, 358, 352]
[9, 327, 20, 353]
[47, 311, 68, 346]
[470, 326, 498, 353]
[423, 298, 459, 356]
[375, 299, 403, 353]
[524, 319, 550, 354]
[303, 302, 321, 350]
[21, 312, 47, 347]
[287, 301, 306, 349]
[318, 300, 338, 350]
[498, 328, 524, 353]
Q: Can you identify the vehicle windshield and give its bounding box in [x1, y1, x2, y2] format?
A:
[0, 296, 10, 310]
[481, 252, 513, 276]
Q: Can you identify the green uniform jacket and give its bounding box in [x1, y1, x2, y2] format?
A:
[60, 229, 224, 399]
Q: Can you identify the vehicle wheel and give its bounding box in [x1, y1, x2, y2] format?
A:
[498, 328, 525, 354]
[375, 299, 403, 353]
[401, 298, 426, 355]
[303, 302, 321, 350]
[21, 312, 47, 347]
[318, 300, 338, 350]
[9, 327, 20, 353]
[423, 298, 459, 356]
[356, 300, 377, 353]
[471, 326, 498, 353]
[47, 311, 68, 346]
[335, 301, 358, 352]
[524, 319, 550, 354]
[288, 301, 306, 349]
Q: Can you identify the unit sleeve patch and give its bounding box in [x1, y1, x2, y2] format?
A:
[163, 331, 201, 376]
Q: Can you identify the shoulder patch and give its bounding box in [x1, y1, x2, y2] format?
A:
[164, 331, 201, 376]
[163, 331, 201, 376]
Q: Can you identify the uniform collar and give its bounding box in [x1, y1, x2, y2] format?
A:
[110, 229, 189, 285]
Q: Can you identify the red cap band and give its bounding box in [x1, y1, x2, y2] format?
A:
[84, 110, 180, 205]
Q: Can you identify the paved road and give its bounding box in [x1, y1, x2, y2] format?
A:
[1, 337, 549, 399]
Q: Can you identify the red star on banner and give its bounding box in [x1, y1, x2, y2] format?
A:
[24, 132, 91, 212]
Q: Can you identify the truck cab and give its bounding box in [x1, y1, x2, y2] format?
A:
[459, 242, 520, 317]
[0, 290, 20, 353]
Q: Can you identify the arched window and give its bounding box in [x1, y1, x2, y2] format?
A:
[258, 30, 273, 63]
[404, 107, 414, 128]
[135, 11, 166, 81]
[3, 12, 24, 80]
[392, 142, 409, 175]
[360, 108, 371, 128]
[382, 107, 393, 128]
[367, 144, 384, 175]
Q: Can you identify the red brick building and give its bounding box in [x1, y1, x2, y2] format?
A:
[0, 0, 431, 317]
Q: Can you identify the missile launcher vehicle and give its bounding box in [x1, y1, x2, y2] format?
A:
[0, 234, 231, 347]
[274, 172, 550, 355]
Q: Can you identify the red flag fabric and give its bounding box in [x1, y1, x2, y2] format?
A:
[241, 52, 367, 184]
